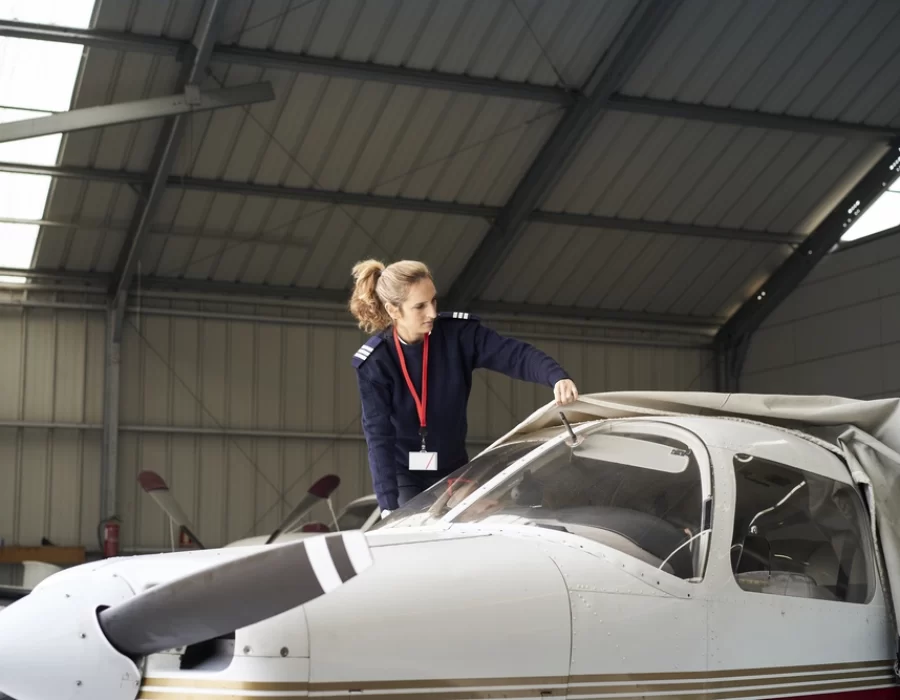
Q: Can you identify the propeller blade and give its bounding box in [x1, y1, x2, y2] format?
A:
[266, 474, 341, 544]
[98, 529, 371, 657]
[138, 469, 205, 549]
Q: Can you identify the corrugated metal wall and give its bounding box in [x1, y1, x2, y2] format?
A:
[0, 301, 714, 551]
[742, 233, 900, 399]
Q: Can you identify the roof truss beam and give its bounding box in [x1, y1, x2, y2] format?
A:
[472, 300, 721, 334]
[0, 161, 803, 246]
[0, 268, 718, 333]
[1, 21, 895, 141]
[0, 82, 273, 144]
[109, 0, 231, 340]
[0, 216, 314, 252]
[446, 0, 682, 309]
[530, 211, 806, 245]
[605, 95, 896, 142]
[716, 139, 900, 379]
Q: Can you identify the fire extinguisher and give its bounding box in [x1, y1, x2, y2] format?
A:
[99, 516, 121, 558]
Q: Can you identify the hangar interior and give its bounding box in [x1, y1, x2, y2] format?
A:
[1, 0, 899, 565]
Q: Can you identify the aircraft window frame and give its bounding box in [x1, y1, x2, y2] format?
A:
[729, 452, 876, 605]
[442, 419, 714, 582]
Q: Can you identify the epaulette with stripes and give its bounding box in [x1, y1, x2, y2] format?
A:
[439, 311, 479, 321]
[352, 335, 384, 368]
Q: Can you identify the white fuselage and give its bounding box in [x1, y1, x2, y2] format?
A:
[21, 416, 900, 700]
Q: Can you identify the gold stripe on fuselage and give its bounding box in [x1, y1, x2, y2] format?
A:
[138, 659, 897, 699]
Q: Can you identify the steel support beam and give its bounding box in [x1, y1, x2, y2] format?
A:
[0, 266, 106, 283]
[472, 300, 721, 334]
[0, 82, 273, 144]
[0, 160, 139, 184]
[0, 161, 802, 245]
[0, 266, 717, 333]
[2, 21, 896, 141]
[0, 216, 313, 251]
[110, 0, 230, 341]
[606, 95, 897, 142]
[101, 304, 121, 522]
[173, 176, 497, 218]
[447, 0, 681, 309]
[0, 19, 182, 55]
[530, 211, 806, 245]
[135, 275, 350, 304]
[215, 45, 571, 105]
[0, 211, 800, 246]
[0, 161, 494, 217]
[137, 276, 719, 333]
[715, 139, 900, 377]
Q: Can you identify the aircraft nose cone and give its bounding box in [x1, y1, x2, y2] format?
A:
[0, 577, 142, 700]
[0, 594, 61, 698]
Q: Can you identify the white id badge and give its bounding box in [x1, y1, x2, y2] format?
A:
[409, 451, 438, 471]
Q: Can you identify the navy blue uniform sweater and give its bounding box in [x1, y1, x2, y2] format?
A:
[352, 312, 570, 510]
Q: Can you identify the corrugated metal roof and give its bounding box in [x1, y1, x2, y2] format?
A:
[92, 0, 634, 89]
[544, 114, 886, 234]
[8, 0, 899, 334]
[621, 0, 900, 128]
[480, 222, 793, 320]
[160, 71, 561, 204]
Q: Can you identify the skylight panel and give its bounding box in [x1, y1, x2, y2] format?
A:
[840, 186, 900, 243]
[0, 0, 97, 283]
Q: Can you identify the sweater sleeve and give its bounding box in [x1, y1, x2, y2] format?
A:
[469, 321, 569, 387]
[357, 372, 400, 511]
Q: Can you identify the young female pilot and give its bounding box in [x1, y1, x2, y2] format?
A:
[348, 259, 579, 517]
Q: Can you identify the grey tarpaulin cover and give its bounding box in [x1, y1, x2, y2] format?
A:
[489, 390, 900, 644]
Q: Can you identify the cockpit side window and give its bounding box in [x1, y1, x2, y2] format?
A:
[730, 453, 875, 604]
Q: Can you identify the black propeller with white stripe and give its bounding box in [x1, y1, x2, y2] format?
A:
[99, 530, 372, 657]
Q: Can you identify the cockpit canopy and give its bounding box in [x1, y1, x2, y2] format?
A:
[374, 422, 709, 580]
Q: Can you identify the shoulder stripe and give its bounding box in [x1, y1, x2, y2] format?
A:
[352, 335, 384, 368]
[440, 311, 478, 321]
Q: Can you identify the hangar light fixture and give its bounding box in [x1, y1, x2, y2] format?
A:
[0, 0, 96, 283]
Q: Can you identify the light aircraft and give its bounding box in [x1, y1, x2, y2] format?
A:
[3, 390, 900, 700]
[137, 470, 380, 550]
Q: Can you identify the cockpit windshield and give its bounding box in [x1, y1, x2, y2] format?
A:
[375, 441, 544, 527]
[375, 425, 709, 580]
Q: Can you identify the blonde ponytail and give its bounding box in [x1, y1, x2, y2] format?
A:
[348, 259, 432, 334]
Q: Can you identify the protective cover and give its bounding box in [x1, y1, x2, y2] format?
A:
[489, 391, 900, 642]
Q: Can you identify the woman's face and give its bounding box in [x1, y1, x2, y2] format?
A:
[393, 278, 437, 341]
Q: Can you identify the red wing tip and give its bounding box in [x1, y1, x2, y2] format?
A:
[138, 470, 169, 492]
[308, 474, 341, 499]
[300, 522, 330, 532]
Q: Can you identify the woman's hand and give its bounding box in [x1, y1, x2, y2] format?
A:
[554, 379, 579, 406]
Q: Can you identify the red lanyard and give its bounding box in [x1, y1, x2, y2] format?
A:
[393, 327, 429, 443]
